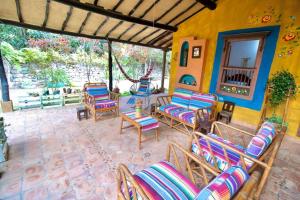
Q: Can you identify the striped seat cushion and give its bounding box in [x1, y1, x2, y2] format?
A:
[86, 83, 109, 101]
[175, 110, 195, 124]
[171, 88, 193, 109]
[123, 111, 159, 131]
[189, 93, 216, 111]
[159, 104, 186, 115]
[94, 99, 117, 109]
[243, 122, 276, 168]
[133, 161, 200, 200]
[195, 166, 249, 200]
[192, 133, 246, 171]
[137, 79, 151, 94]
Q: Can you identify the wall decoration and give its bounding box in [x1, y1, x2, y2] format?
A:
[176, 37, 207, 91]
[248, 6, 281, 25]
[192, 46, 202, 58]
[278, 16, 300, 58]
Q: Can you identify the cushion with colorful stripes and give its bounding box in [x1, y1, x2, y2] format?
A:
[195, 166, 249, 200]
[133, 161, 200, 200]
[243, 122, 276, 168]
[192, 133, 246, 171]
[94, 99, 116, 109]
[189, 93, 216, 111]
[171, 88, 193, 109]
[123, 110, 159, 132]
[86, 83, 109, 101]
[159, 104, 186, 115]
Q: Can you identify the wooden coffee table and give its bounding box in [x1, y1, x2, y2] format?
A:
[120, 110, 159, 149]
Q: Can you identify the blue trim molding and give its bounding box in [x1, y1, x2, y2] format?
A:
[209, 26, 280, 111]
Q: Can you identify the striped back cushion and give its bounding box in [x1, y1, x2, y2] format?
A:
[195, 166, 249, 200]
[138, 79, 150, 93]
[171, 88, 193, 108]
[189, 93, 216, 111]
[243, 122, 276, 168]
[192, 133, 245, 171]
[86, 83, 109, 101]
[133, 161, 200, 200]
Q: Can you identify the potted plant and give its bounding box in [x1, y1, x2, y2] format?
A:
[267, 70, 298, 130]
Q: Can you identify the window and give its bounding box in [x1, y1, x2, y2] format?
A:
[216, 32, 268, 100]
[180, 41, 189, 67]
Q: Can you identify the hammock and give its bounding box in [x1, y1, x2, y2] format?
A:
[108, 40, 154, 83]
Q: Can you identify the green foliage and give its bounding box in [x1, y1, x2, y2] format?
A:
[267, 114, 288, 127]
[268, 70, 297, 107]
[0, 24, 27, 49]
[0, 42, 24, 68]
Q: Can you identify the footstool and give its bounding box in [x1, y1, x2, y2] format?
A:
[120, 110, 159, 149]
[77, 106, 88, 120]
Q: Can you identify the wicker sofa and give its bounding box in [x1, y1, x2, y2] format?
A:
[155, 88, 218, 134]
[117, 142, 261, 200]
[190, 121, 285, 200]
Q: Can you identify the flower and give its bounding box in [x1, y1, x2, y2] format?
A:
[262, 15, 272, 23]
[282, 32, 296, 41]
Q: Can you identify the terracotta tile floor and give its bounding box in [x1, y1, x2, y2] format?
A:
[0, 103, 299, 199]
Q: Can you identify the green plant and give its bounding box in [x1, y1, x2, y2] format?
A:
[268, 70, 297, 107]
[267, 114, 288, 127]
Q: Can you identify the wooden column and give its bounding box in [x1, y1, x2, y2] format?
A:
[0, 52, 10, 101]
[161, 50, 167, 92]
[108, 40, 113, 91]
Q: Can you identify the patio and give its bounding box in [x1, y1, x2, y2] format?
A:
[0, 103, 299, 200]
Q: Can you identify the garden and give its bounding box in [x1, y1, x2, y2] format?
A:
[0, 24, 170, 110]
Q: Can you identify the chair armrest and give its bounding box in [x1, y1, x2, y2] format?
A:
[83, 92, 96, 105]
[156, 95, 172, 106]
[234, 171, 261, 200]
[109, 92, 120, 102]
[117, 164, 149, 200]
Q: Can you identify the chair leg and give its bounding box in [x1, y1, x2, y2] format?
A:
[156, 128, 159, 141]
[138, 128, 142, 150]
[120, 118, 123, 134]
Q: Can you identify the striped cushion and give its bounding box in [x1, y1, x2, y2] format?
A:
[176, 110, 195, 124]
[159, 104, 186, 115]
[86, 83, 109, 101]
[189, 93, 216, 111]
[243, 122, 276, 168]
[133, 161, 200, 200]
[171, 88, 193, 109]
[192, 134, 246, 171]
[94, 99, 116, 109]
[195, 166, 249, 200]
[138, 79, 151, 94]
[123, 111, 159, 131]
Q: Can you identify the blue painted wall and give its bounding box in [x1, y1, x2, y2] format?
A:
[209, 26, 280, 111]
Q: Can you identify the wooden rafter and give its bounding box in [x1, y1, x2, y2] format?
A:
[157, 36, 173, 47]
[52, 0, 177, 32]
[94, 0, 126, 37]
[15, 0, 23, 23]
[62, 6, 73, 31]
[196, 0, 217, 10]
[43, 0, 51, 27]
[174, 6, 206, 26]
[117, 0, 159, 39]
[105, 0, 144, 38]
[78, 12, 91, 34]
[0, 18, 164, 50]
[94, 0, 99, 6]
[112, 0, 125, 11]
[146, 2, 199, 45]
[129, 0, 183, 42]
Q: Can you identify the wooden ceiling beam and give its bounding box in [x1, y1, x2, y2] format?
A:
[15, 0, 23, 23]
[148, 31, 170, 45]
[0, 19, 164, 50]
[94, 17, 109, 36]
[43, 0, 51, 27]
[94, 0, 99, 6]
[129, 0, 182, 42]
[157, 36, 173, 47]
[117, 0, 159, 39]
[52, 0, 177, 32]
[175, 6, 205, 26]
[112, 0, 125, 11]
[61, 6, 73, 31]
[196, 0, 216, 10]
[106, 0, 144, 38]
[78, 12, 91, 34]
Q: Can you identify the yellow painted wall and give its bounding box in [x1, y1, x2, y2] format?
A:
[169, 0, 300, 137]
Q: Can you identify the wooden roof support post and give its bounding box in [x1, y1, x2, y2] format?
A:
[161, 49, 167, 92]
[108, 40, 113, 91]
